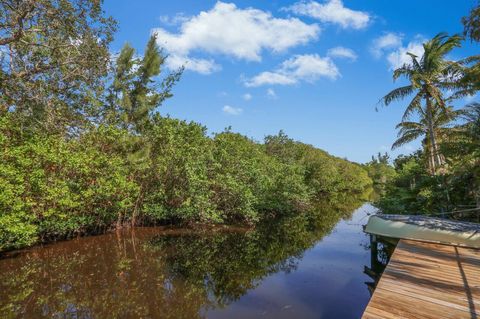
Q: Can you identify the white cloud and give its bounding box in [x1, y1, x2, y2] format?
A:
[165, 54, 221, 74]
[246, 72, 297, 87]
[387, 38, 424, 70]
[223, 105, 243, 115]
[371, 33, 425, 70]
[159, 13, 190, 26]
[243, 93, 253, 101]
[371, 32, 403, 58]
[327, 46, 357, 61]
[245, 54, 339, 87]
[267, 88, 278, 99]
[153, 2, 320, 74]
[284, 0, 370, 30]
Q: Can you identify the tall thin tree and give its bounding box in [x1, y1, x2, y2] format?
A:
[107, 34, 183, 132]
[381, 33, 464, 174]
[392, 104, 459, 174]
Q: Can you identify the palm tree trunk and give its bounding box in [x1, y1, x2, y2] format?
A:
[431, 132, 443, 169]
[427, 147, 435, 175]
[425, 96, 443, 175]
[423, 139, 435, 175]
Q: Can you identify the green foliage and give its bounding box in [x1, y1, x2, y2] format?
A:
[463, 3, 480, 42]
[210, 132, 267, 223]
[211, 131, 311, 223]
[0, 1, 373, 252]
[265, 132, 372, 197]
[141, 116, 215, 223]
[381, 33, 468, 175]
[0, 115, 138, 251]
[376, 149, 479, 216]
[377, 28, 480, 217]
[0, 0, 117, 133]
[106, 35, 182, 132]
[364, 153, 397, 196]
[376, 153, 433, 214]
[0, 114, 372, 251]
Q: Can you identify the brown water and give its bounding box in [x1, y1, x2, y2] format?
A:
[0, 203, 380, 319]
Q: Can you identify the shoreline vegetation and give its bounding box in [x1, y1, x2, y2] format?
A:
[366, 5, 480, 219]
[0, 1, 372, 252]
[1, 1, 479, 254]
[0, 110, 373, 252]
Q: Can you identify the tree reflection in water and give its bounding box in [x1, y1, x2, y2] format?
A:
[0, 197, 365, 319]
[363, 235, 397, 295]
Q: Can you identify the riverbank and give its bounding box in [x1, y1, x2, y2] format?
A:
[1, 113, 373, 253]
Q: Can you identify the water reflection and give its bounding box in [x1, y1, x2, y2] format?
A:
[0, 198, 372, 319]
[363, 235, 396, 295]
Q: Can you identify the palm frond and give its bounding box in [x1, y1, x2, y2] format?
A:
[437, 33, 463, 56]
[393, 65, 414, 81]
[380, 85, 415, 106]
[457, 54, 480, 65]
[395, 121, 424, 131]
[462, 102, 480, 122]
[407, 53, 422, 72]
[426, 85, 446, 109]
[392, 131, 422, 150]
[401, 91, 423, 121]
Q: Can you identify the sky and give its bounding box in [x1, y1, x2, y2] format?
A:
[103, 0, 478, 163]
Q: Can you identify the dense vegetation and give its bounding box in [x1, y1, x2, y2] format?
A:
[0, 0, 372, 252]
[370, 6, 480, 219]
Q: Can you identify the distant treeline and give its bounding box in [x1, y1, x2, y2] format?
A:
[0, 1, 371, 251]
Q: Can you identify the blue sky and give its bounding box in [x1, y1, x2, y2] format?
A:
[103, 0, 478, 163]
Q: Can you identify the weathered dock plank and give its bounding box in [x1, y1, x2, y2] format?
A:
[362, 239, 480, 319]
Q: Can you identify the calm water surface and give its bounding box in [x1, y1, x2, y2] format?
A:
[0, 203, 379, 319]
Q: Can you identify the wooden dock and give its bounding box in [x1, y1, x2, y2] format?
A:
[362, 239, 480, 319]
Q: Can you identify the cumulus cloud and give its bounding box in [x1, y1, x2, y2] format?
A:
[153, 2, 320, 74]
[245, 54, 339, 87]
[243, 93, 253, 101]
[283, 0, 370, 30]
[386, 38, 425, 70]
[371, 32, 403, 58]
[222, 105, 243, 115]
[327, 46, 357, 61]
[246, 72, 297, 87]
[371, 33, 425, 70]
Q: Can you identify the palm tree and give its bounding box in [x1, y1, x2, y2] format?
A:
[462, 103, 480, 207]
[441, 103, 480, 207]
[461, 103, 480, 147]
[381, 33, 464, 174]
[392, 105, 459, 174]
